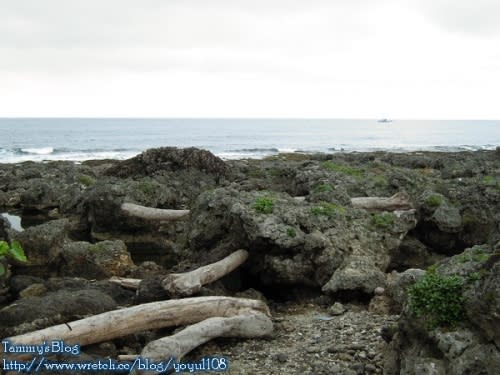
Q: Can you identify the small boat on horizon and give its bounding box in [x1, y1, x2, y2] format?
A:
[377, 118, 393, 123]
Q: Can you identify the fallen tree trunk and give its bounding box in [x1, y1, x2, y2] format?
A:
[121, 203, 190, 221]
[109, 276, 141, 290]
[162, 250, 249, 297]
[133, 310, 273, 374]
[108, 250, 249, 296]
[351, 192, 413, 212]
[1, 297, 270, 355]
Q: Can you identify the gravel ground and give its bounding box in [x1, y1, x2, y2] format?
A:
[190, 302, 398, 375]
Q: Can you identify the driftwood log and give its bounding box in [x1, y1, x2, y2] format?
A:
[162, 250, 248, 297]
[132, 310, 273, 374]
[121, 202, 190, 221]
[109, 250, 249, 297]
[351, 192, 413, 212]
[1, 297, 270, 355]
[109, 276, 141, 290]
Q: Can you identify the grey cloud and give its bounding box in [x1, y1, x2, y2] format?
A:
[0, 0, 383, 49]
[0, 0, 376, 75]
[419, 0, 500, 36]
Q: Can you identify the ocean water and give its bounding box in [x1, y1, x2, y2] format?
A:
[0, 118, 499, 163]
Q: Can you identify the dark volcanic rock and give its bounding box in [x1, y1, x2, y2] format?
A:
[389, 235, 444, 271]
[135, 275, 170, 303]
[188, 187, 416, 295]
[0, 289, 117, 336]
[8, 275, 45, 296]
[7, 218, 72, 267]
[103, 147, 229, 179]
[60, 240, 135, 279]
[0, 214, 10, 240]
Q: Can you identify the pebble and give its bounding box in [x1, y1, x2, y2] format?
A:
[365, 363, 377, 373]
[350, 363, 365, 372]
[329, 302, 347, 316]
[329, 365, 342, 373]
[306, 347, 320, 354]
[337, 353, 353, 361]
[276, 353, 288, 363]
[357, 351, 367, 359]
[348, 343, 365, 350]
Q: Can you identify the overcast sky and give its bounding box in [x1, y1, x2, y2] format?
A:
[1, 0, 499, 118]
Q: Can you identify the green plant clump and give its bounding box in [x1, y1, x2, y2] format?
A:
[314, 184, 334, 193]
[408, 268, 465, 329]
[77, 174, 96, 187]
[286, 227, 297, 238]
[321, 162, 363, 178]
[455, 247, 490, 264]
[248, 169, 266, 178]
[0, 240, 28, 276]
[425, 194, 444, 208]
[372, 175, 388, 188]
[482, 175, 497, 185]
[89, 243, 108, 253]
[254, 197, 274, 214]
[462, 213, 478, 227]
[137, 181, 156, 195]
[371, 212, 395, 229]
[311, 202, 346, 217]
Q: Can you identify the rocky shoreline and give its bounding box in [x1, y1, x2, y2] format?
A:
[0, 147, 499, 374]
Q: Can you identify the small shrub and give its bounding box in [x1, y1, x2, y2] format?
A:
[425, 194, 443, 208]
[482, 175, 496, 185]
[314, 184, 334, 193]
[248, 169, 266, 178]
[137, 181, 156, 195]
[286, 227, 297, 238]
[321, 162, 363, 178]
[408, 268, 465, 329]
[264, 153, 311, 162]
[466, 272, 482, 282]
[371, 212, 395, 229]
[311, 202, 346, 217]
[89, 243, 107, 253]
[0, 240, 28, 277]
[268, 168, 283, 177]
[456, 247, 490, 263]
[77, 174, 96, 187]
[462, 213, 478, 227]
[372, 175, 388, 188]
[254, 197, 274, 214]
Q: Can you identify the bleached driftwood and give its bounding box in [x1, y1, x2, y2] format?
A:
[121, 202, 190, 221]
[109, 276, 141, 290]
[162, 250, 249, 297]
[134, 310, 273, 373]
[2, 297, 270, 354]
[351, 192, 413, 212]
[107, 250, 249, 296]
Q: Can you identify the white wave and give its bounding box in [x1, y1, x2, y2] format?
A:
[277, 148, 298, 153]
[217, 152, 270, 160]
[1, 150, 140, 164]
[21, 147, 54, 155]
